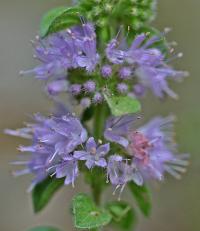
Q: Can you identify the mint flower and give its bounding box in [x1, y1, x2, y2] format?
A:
[21, 22, 187, 105]
[104, 115, 189, 181]
[107, 155, 143, 198]
[20, 23, 99, 91]
[74, 137, 110, 169]
[55, 157, 78, 187]
[5, 105, 88, 189]
[106, 33, 188, 98]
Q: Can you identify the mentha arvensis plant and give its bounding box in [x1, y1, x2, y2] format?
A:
[5, 0, 190, 230]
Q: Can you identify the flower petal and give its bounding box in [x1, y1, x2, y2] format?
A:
[95, 158, 107, 168]
[104, 131, 129, 148]
[85, 159, 95, 169]
[86, 137, 96, 152]
[97, 143, 110, 156]
[74, 151, 89, 160]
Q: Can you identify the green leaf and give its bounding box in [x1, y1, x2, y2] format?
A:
[32, 177, 64, 213]
[106, 201, 137, 230]
[40, 7, 68, 37]
[72, 193, 112, 229]
[40, 7, 81, 37]
[28, 227, 61, 231]
[104, 94, 141, 116]
[128, 182, 151, 217]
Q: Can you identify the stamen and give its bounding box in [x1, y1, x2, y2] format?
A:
[106, 172, 109, 183]
[172, 165, 187, 173]
[50, 171, 56, 178]
[46, 164, 60, 172]
[48, 150, 58, 163]
[164, 27, 172, 34]
[115, 25, 123, 40]
[10, 161, 29, 165]
[12, 168, 30, 177]
[166, 52, 183, 63]
[113, 184, 120, 195]
[98, 139, 103, 144]
[164, 165, 182, 179]
[169, 159, 189, 166]
[35, 35, 40, 40]
[27, 182, 36, 193]
[118, 184, 126, 201]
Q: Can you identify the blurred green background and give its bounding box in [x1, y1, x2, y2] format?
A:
[0, 0, 199, 230]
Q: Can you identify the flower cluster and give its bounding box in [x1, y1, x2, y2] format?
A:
[5, 105, 188, 196]
[20, 22, 188, 108]
[6, 107, 88, 190]
[105, 114, 189, 188]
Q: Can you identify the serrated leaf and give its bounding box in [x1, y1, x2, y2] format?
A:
[32, 177, 64, 213]
[106, 201, 137, 230]
[40, 7, 81, 37]
[28, 227, 61, 231]
[128, 182, 151, 217]
[104, 94, 141, 116]
[73, 193, 112, 229]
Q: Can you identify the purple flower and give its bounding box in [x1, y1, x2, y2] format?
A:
[133, 83, 146, 97]
[135, 65, 188, 99]
[21, 23, 99, 80]
[11, 149, 50, 191]
[69, 84, 82, 95]
[107, 155, 143, 186]
[106, 39, 125, 64]
[130, 115, 189, 180]
[107, 155, 143, 198]
[104, 114, 140, 148]
[55, 157, 78, 187]
[5, 105, 88, 189]
[119, 67, 132, 79]
[71, 23, 100, 72]
[93, 92, 103, 104]
[4, 128, 33, 139]
[117, 83, 128, 94]
[46, 79, 68, 96]
[101, 65, 112, 78]
[74, 137, 110, 169]
[83, 80, 96, 93]
[107, 155, 123, 185]
[34, 114, 87, 161]
[80, 97, 91, 108]
[104, 114, 189, 181]
[105, 33, 188, 98]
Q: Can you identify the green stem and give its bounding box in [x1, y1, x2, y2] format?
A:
[91, 173, 102, 205]
[90, 103, 110, 205]
[93, 105, 105, 140]
[93, 103, 109, 140]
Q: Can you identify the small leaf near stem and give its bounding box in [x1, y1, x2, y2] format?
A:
[72, 193, 112, 229]
[106, 201, 137, 230]
[32, 177, 64, 213]
[104, 94, 141, 116]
